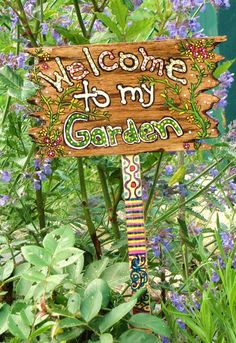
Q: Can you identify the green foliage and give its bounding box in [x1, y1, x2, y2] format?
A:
[0, 0, 235, 342]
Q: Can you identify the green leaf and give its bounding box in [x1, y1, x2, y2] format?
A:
[52, 247, 83, 268]
[43, 227, 75, 254]
[21, 246, 51, 267]
[99, 299, 136, 333]
[101, 262, 129, 289]
[0, 304, 10, 335]
[213, 59, 236, 78]
[54, 26, 89, 44]
[8, 314, 30, 339]
[80, 288, 102, 322]
[100, 333, 113, 343]
[44, 274, 67, 291]
[129, 313, 170, 337]
[84, 279, 110, 308]
[96, 13, 123, 40]
[84, 257, 109, 282]
[119, 329, 160, 343]
[0, 66, 36, 100]
[168, 165, 186, 186]
[67, 293, 81, 315]
[59, 318, 84, 328]
[110, 0, 128, 31]
[126, 19, 154, 41]
[22, 267, 46, 282]
[0, 260, 14, 281]
[20, 307, 34, 327]
[57, 327, 84, 341]
[29, 321, 54, 339]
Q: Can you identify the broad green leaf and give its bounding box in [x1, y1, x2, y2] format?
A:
[129, 313, 170, 337]
[84, 257, 109, 282]
[80, 288, 102, 322]
[101, 262, 129, 288]
[54, 26, 89, 44]
[84, 279, 110, 308]
[44, 274, 67, 292]
[0, 66, 36, 100]
[168, 165, 186, 186]
[66, 254, 84, 284]
[100, 333, 113, 343]
[57, 327, 84, 341]
[8, 314, 30, 339]
[110, 0, 128, 31]
[126, 19, 154, 41]
[52, 247, 83, 268]
[0, 304, 10, 335]
[213, 59, 236, 78]
[29, 321, 54, 339]
[67, 293, 81, 314]
[20, 307, 34, 327]
[99, 299, 136, 333]
[96, 13, 123, 40]
[43, 227, 75, 254]
[0, 260, 14, 281]
[59, 318, 84, 328]
[119, 329, 160, 343]
[21, 246, 51, 267]
[22, 267, 46, 282]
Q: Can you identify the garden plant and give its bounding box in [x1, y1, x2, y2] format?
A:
[0, 0, 235, 342]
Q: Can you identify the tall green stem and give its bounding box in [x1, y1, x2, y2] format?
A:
[97, 165, 121, 240]
[144, 152, 163, 219]
[177, 151, 188, 280]
[35, 184, 46, 231]
[78, 158, 102, 259]
[73, 0, 88, 38]
[15, 0, 38, 46]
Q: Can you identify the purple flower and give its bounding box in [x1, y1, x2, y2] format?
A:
[34, 159, 40, 170]
[214, 71, 234, 111]
[165, 165, 174, 175]
[211, 0, 230, 8]
[36, 171, 46, 181]
[42, 163, 52, 176]
[220, 232, 234, 253]
[162, 338, 170, 343]
[170, 292, 187, 313]
[151, 228, 174, 257]
[0, 170, 11, 182]
[0, 195, 9, 206]
[211, 271, 220, 283]
[33, 179, 41, 190]
[226, 120, 236, 144]
[210, 168, 219, 177]
[177, 318, 186, 330]
[189, 223, 202, 236]
[41, 23, 49, 35]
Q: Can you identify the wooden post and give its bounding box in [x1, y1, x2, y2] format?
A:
[121, 154, 150, 313]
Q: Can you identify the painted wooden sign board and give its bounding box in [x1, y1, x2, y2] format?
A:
[27, 36, 225, 158]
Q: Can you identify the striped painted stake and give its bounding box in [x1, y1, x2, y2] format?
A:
[121, 154, 150, 313]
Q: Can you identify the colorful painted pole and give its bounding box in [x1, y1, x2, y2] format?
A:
[121, 154, 150, 313]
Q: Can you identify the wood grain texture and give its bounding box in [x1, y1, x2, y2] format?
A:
[26, 36, 226, 158]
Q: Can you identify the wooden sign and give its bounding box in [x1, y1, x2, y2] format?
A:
[27, 37, 226, 158]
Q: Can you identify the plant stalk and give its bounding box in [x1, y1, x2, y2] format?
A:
[144, 151, 163, 219]
[78, 158, 102, 259]
[97, 165, 121, 239]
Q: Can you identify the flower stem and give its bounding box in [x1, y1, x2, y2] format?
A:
[144, 152, 163, 219]
[72, 0, 88, 38]
[97, 165, 121, 240]
[78, 158, 102, 259]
